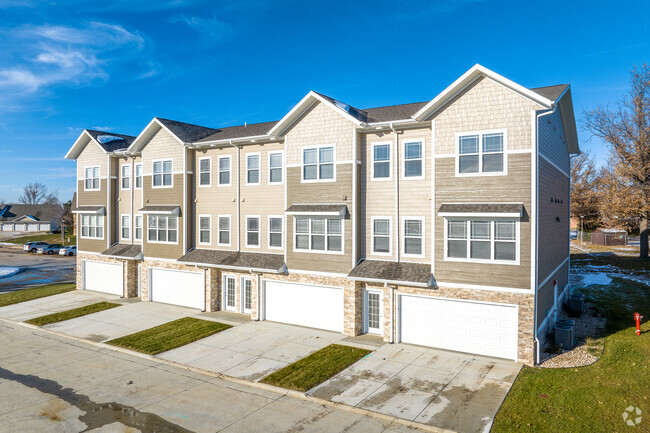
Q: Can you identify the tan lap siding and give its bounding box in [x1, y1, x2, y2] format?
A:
[434, 154, 532, 289]
[141, 174, 184, 259]
[537, 157, 570, 282]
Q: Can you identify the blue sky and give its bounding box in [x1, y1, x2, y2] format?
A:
[0, 0, 648, 202]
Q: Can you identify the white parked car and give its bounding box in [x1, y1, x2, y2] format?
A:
[23, 241, 49, 253]
[59, 246, 77, 256]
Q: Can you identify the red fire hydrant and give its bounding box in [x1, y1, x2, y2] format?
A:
[634, 312, 643, 336]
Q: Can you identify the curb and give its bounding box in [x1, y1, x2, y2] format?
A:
[1, 316, 453, 433]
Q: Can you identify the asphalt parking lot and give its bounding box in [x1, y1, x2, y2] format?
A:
[0, 245, 75, 292]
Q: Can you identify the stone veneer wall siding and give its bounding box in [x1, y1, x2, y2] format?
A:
[365, 282, 535, 365]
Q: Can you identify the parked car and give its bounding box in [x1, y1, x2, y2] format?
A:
[569, 230, 578, 240]
[58, 245, 77, 256]
[37, 244, 64, 255]
[23, 241, 49, 253]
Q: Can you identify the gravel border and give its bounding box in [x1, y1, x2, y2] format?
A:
[539, 302, 605, 368]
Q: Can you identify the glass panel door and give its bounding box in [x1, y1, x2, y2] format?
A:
[366, 291, 382, 334]
[224, 276, 236, 311]
[241, 277, 252, 313]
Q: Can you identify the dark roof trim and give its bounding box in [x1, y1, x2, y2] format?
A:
[72, 205, 106, 215]
[438, 203, 524, 217]
[348, 260, 433, 287]
[101, 244, 143, 260]
[178, 249, 286, 273]
[285, 204, 348, 216]
[138, 205, 180, 215]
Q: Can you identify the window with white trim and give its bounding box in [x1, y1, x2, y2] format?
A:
[295, 217, 342, 252]
[372, 143, 391, 179]
[403, 218, 424, 256]
[372, 218, 391, 255]
[121, 165, 130, 189]
[446, 219, 517, 262]
[80, 215, 104, 239]
[303, 146, 334, 181]
[147, 215, 178, 243]
[218, 216, 231, 246]
[199, 157, 211, 186]
[135, 163, 143, 189]
[268, 217, 283, 248]
[246, 217, 259, 247]
[246, 154, 260, 185]
[199, 216, 211, 244]
[458, 131, 505, 174]
[403, 140, 423, 178]
[134, 215, 143, 241]
[153, 160, 173, 187]
[218, 156, 231, 186]
[84, 166, 100, 190]
[268, 152, 283, 184]
[121, 215, 130, 240]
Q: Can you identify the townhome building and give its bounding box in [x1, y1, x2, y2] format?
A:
[66, 65, 579, 365]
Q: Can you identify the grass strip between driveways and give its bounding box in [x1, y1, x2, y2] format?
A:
[6, 233, 76, 246]
[25, 301, 121, 326]
[107, 317, 232, 355]
[0, 283, 75, 307]
[261, 344, 372, 392]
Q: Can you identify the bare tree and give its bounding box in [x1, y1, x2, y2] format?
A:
[43, 190, 60, 205]
[570, 151, 601, 229]
[584, 64, 650, 260]
[18, 182, 48, 205]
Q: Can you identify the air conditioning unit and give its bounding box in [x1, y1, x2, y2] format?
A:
[554, 323, 575, 350]
[569, 294, 585, 314]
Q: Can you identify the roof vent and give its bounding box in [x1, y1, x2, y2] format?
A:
[97, 135, 125, 144]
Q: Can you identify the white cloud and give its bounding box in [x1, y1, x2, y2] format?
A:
[0, 21, 149, 96]
[169, 14, 233, 46]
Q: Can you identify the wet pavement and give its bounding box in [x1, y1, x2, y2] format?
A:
[0, 246, 75, 292]
[0, 322, 434, 433]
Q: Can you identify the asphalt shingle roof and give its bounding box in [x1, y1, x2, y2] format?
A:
[285, 204, 348, 215]
[156, 118, 220, 143]
[348, 260, 432, 286]
[529, 84, 569, 102]
[0, 204, 62, 222]
[178, 249, 285, 272]
[101, 244, 142, 259]
[438, 203, 524, 215]
[195, 120, 279, 143]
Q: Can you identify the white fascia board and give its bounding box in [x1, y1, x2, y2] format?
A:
[438, 212, 523, 218]
[188, 134, 270, 147]
[138, 208, 180, 216]
[72, 207, 106, 215]
[268, 91, 364, 137]
[412, 64, 554, 121]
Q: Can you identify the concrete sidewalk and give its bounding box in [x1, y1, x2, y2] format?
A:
[0, 320, 435, 433]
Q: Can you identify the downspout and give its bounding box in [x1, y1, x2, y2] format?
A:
[351, 129, 358, 268]
[106, 154, 111, 249]
[390, 123, 400, 262]
[130, 157, 134, 246]
[183, 147, 187, 254]
[533, 105, 558, 364]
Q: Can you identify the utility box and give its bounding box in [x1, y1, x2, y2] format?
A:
[591, 228, 627, 246]
[554, 323, 575, 349]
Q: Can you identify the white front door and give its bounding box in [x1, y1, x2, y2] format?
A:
[263, 280, 343, 332]
[223, 275, 236, 311]
[399, 295, 518, 361]
[365, 290, 383, 335]
[241, 277, 252, 314]
[83, 260, 123, 296]
[150, 268, 205, 310]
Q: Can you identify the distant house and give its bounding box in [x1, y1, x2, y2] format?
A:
[0, 204, 63, 233]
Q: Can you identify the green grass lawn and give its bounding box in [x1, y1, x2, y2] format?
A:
[6, 233, 77, 246]
[0, 283, 75, 307]
[260, 344, 371, 392]
[106, 317, 231, 355]
[492, 252, 650, 433]
[25, 301, 120, 326]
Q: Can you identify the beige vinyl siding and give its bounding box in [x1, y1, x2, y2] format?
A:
[359, 126, 432, 263]
[434, 154, 532, 290]
[537, 157, 570, 282]
[76, 139, 108, 179]
[432, 76, 544, 155]
[536, 260, 569, 328]
[78, 237, 108, 252]
[538, 107, 570, 174]
[132, 155, 143, 244]
[194, 146, 238, 250]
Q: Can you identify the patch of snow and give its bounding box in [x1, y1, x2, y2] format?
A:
[0, 266, 21, 279]
[579, 273, 612, 286]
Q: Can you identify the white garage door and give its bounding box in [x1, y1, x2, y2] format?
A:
[83, 261, 123, 296]
[1, 223, 12, 231]
[27, 223, 39, 231]
[14, 224, 26, 231]
[150, 268, 205, 310]
[399, 295, 518, 360]
[263, 280, 343, 332]
[39, 223, 50, 231]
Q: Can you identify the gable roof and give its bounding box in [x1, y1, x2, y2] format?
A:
[0, 204, 62, 222]
[364, 101, 429, 123]
[529, 84, 569, 102]
[156, 118, 220, 143]
[65, 129, 136, 160]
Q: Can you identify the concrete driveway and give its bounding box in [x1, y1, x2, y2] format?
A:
[43, 299, 207, 342]
[309, 343, 521, 433]
[0, 290, 120, 322]
[159, 320, 347, 381]
[0, 321, 431, 433]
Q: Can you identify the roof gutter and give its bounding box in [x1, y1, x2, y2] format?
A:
[186, 134, 273, 149]
[347, 275, 431, 288]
